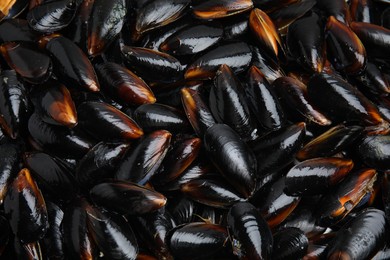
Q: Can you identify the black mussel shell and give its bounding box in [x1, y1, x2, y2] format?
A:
[308, 72, 384, 126]
[246, 66, 285, 131]
[77, 101, 143, 141]
[204, 124, 257, 198]
[43, 201, 65, 259]
[31, 80, 77, 128]
[28, 113, 95, 159]
[185, 42, 252, 80]
[0, 70, 29, 139]
[90, 181, 167, 215]
[27, 0, 79, 33]
[134, 103, 190, 134]
[160, 24, 223, 56]
[227, 202, 273, 260]
[62, 198, 98, 259]
[121, 46, 183, 84]
[95, 62, 156, 106]
[210, 64, 258, 141]
[115, 130, 171, 184]
[287, 11, 325, 73]
[76, 141, 130, 188]
[181, 176, 245, 208]
[87, 207, 138, 260]
[87, 0, 126, 56]
[192, 0, 253, 19]
[167, 222, 229, 259]
[4, 168, 48, 243]
[296, 124, 363, 161]
[285, 157, 354, 196]
[0, 41, 52, 84]
[181, 86, 216, 137]
[24, 151, 77, 202]
[357, 134, 390, 171]
[44, 35, 100, 92]
[272, 227, 309, 260]
[326, 208, 388, 259]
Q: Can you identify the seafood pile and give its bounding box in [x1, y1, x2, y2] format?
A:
[0, 0, 390, 259]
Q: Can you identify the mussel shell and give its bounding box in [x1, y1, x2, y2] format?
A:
[249, 8, 283, 61]
[131, 209, 174, 260]
[0, 214, 10, 255]
[223, 15, 249, 40]
[43, 201, 65, 259]
[250, 45, 285, 83]
[153, 137, 201, 186]
[95, 62, 156, 106]
[4, 168, 48, 243]
[272, 227, 308, 260]
[63, 0, 95, 52]
[76, 141, 130, 188]
[44, 35, 100, 92]
[164, 158, 212, 190]
[87, 207, 138, 260]
[141, 14, 193, 51]
[0, 70, 29, 139]
[0, 0, 29, 21]
[185, 42, 252, 80]
[355, 61, 390, 94]
[307, 72, 383, 125]
[316, 0, 351, 24]
[192, 0, 253, 19]
[296, 124, 364, 161]
[357, 134, 390, 170]
[350, 21, 390, 60]
[167, 222, 229, 259]
[350, 0, 375, 23]
[90, 181, 167, 215]
[13, 239, 43, 260]
[87, 0, 126, 56]
[28, 113, 95, 159]
[316, 169, 377, 227]
[0, 18, 40, 43]
[160, 24, 223, 56]
[273, 76, 331, 126]
[227, 202, 273, 260]
[62, 198, 98, 260]
[268, 0, 316, 34]
[246, 66, 285, 131]
[169, 197, 195, 225]
[253, 176, 301, 228]
[0, 141, 21, 204]
[27, 0, 79, 33]
[252, 0, 298, 12]
[250, 122, 306, 175]
[286, 11, 325, 73]
[280, 205, 326, 238]
[134, 103, 190, 133]
[115, 130, 171, 184]
[326, 208, 388, 259]
[0, 41, 52, 84]
[210, 64, 257, 140]
[77, 101, 143, 141]
[180, 85, 216, 136]
[181, 177, 245, 208]
[24, 152, 77, 202]
[204, 124, 257, 198]
[121, 46, 183, 84]
[285, 157, 354, 196]
[325, 16, 366, 75]
[135, 0, 190, 35]
[31, 80, 77, 128]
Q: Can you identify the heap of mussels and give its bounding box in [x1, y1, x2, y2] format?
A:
[0, 0, 389, 259]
